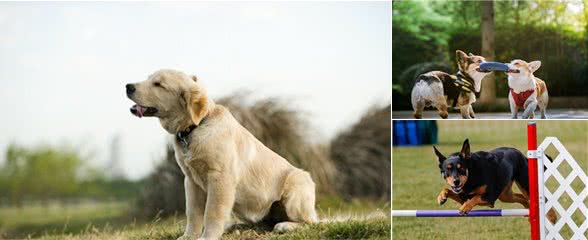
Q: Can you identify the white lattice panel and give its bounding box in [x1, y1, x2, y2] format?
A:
[538, 137, 588, 240]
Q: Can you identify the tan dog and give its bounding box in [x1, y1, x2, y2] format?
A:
[125, 70, 318, 240]
[506, 60, 549, 119]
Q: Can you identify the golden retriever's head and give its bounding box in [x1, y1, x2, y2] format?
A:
[507, 59, 541, 77]
[126, 69, 210, 134]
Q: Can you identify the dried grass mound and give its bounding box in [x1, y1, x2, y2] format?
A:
[330, 104, 391, 201]
[217, 92, 336, 193]
[135, 145, 185, 218]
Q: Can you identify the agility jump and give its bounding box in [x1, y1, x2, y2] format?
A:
[392, 122, 588, 240]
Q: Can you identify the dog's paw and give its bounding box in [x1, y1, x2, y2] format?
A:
[274, 222, 302, 233]
[176, 234, 198, 240]
[458, 205, 472, 215]
[437, 191, 448, 205]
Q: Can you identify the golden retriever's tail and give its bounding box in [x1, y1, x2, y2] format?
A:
[319, 210, 388, 223]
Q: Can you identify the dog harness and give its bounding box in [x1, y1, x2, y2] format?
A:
[450, 71, 479, 107]
[176, 115, 209, 148]
[509, 88, 535, 108]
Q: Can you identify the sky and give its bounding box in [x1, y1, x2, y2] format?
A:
[0, 2, 392, 180]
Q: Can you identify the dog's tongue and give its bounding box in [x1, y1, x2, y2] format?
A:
[131, 104, 146, 118]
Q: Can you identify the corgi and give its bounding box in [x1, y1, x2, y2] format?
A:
[411, 50, 491, 119]
[506, 59, 549, 119]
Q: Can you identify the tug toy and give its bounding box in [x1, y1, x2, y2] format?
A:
[477, 62, 510, 72]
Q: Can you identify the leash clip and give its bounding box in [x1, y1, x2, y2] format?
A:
[527, 149, 543, 158]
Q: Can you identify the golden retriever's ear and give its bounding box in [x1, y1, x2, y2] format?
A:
[185, 90, 208, 126]
[192, 75, 198, 82]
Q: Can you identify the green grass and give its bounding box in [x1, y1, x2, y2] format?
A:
[0, 201, 131, 239]
[0, 197, 390, 240]
[392, 120, 588, 240]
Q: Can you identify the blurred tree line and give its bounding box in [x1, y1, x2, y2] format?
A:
[393, 0, 588, 110]
[0, 144, 141, 207]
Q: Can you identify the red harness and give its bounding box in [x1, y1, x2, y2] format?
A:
[509, 88, 535, 108]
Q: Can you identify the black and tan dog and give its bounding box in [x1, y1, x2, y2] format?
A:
[411, 50, 491, 119]
[433, 139, 556, 223]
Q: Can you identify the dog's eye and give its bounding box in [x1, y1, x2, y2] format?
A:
[153, 82, 164, 88]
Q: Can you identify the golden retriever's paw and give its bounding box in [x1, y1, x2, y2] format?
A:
[176, 234, 198, 240]
[273, 222, 302, 233]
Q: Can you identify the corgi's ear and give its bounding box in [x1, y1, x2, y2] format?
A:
[456, 50, 469, 70]
[456, 50, 468, 62]
[528, 61, 541, 72]
[184, 89, 209, 126]
[433, 146, 446, 165]
[459, 139, 471, 160]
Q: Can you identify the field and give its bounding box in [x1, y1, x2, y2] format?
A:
[0, 197, 390, 240]
[392, 120, 588, 239]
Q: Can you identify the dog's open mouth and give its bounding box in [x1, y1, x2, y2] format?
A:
[451, 186, 463, 193]
[130, 104, 158, 118]
[507, 69, 521, 73]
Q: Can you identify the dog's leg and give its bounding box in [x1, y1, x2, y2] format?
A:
[200, 171, 236, 240]
[274, 170, 318, 233]
[178, 177, 206, 240]
[458, 195, 488, 215]
[459, 106, 471, 119]
[498, 181, 529, 208]
[522, 99, 538, 119]
[412, 99, 425, 119]
[538, 99, 547, 119]
[516, 181, 556, 224]
[437, 188, 464, 205]
[435, 96, 449, 119]
[467, 105, 476, 118]
[508, 94, 518, 119]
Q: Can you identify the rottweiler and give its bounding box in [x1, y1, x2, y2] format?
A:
[433, 139, 556, 223]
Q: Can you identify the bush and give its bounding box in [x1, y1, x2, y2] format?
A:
[135, 145, 184, 218]
[330, 104, 391, 201]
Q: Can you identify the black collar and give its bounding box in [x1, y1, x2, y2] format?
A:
[176, 115, 208, 147]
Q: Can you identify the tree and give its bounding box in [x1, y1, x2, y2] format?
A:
[479, 0, 496, 104]
[1, 144, 82, 206]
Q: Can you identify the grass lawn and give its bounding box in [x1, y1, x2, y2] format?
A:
[392, 120, 588, 240]
[0, 197, 390, 239]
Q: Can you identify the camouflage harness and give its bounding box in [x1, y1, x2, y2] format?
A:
[450, 71, 480, 108]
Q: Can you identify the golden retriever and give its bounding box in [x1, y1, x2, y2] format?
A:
[126, 69, 318, 240]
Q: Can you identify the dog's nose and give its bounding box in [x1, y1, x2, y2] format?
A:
[453, 179, 460, 186]
[126, 84, 135, 95]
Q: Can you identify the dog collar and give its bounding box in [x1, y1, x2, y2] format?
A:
[176, 115, 209, 147]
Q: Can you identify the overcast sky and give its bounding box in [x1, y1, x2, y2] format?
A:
[0, 2, 391, 179]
